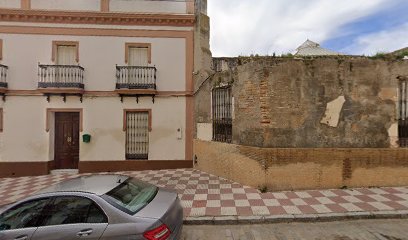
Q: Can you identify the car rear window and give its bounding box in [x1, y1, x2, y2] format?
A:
[103, 178, 158, 215]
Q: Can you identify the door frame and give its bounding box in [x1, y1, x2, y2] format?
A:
[46, 108, 83, 132]
[46, 108, 83, 170]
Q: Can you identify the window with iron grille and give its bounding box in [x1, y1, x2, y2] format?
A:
[0, 108, 3, 132]
[126, 111, 149, 160]
[398, 77, 408, 147]
[212, 86, 232, 143]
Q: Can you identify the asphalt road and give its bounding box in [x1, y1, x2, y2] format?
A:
[181, 219, 408, 240]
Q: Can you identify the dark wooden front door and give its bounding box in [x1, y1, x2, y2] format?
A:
[55, 112, 80, 169]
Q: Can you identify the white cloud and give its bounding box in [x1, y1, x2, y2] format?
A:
[208, 0, 392, 57]
[343, 23, 408, 55]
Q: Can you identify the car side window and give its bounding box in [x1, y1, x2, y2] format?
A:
[43, 197, 107, 226]
[0, 198, 49, 231]
[87, 202, 108, 224]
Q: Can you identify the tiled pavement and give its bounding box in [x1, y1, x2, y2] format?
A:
[1, 169, 408, 221]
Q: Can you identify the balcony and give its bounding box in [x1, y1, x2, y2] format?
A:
[116, 65, 157, 96]
[0, 64, 8, 95]
[38, 64, 84, 102]
[115, 65, 157, 103]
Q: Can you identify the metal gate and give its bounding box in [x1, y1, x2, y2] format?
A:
[398, 78, 408, 147]
[212, 86, 232, 143]
[126, 111, 149, 159]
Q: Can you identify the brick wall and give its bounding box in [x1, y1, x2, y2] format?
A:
[194, 140, 408, 191]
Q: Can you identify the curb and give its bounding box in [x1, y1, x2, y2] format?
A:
[183, 210, 408, 225]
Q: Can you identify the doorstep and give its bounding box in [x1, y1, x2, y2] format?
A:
[50, 169, 79, 175]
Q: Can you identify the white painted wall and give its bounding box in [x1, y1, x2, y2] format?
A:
[197, 123, 212, 141]
[0, 96, 186, 162]
[31, 0, 100, 11]
[28, 0, 188, 14]
[0, 97, 48, 162]
[0, 34, 186, 91]
[0, 0, 20, 9]
[110, 0, 187, 14]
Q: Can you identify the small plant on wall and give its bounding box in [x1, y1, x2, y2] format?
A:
[281, 53, 294, 58]
[396, 51, 408, 60]
[369, 52, 387, 60]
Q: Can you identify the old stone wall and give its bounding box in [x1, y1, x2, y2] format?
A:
[193, 0, 213, 142]
[194, 140, 408, 191]
[195, 57, 408, 148]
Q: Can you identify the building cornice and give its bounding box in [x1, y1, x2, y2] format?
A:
[0, 9, 195, 27]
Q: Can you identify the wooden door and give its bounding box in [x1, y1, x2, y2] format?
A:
[55, 112, 80, 169]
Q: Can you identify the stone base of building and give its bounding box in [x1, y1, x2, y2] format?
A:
[0, 160, 193, 178]
[79, 160, 193, 173]
[194, 140, 408, 191]
[0, 161, 53, 178]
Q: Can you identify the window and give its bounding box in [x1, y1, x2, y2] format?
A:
[212, 86, 232, 143]
[103, 178, 158, 215]
[398, 76, 408, 147]
[43, 197, 107, 226]
[56, 45, 77, 65]
[120, 43, 156, 90]
[0, 198, 49, 230]
[0, 108, 3, 132]
[0, 39, 3, 61]
[124, 110, 151, 160]
[52, 41, 79, 64]
[128, 47, 148, 66]
[125, 43, 151, 66]
[47, 41, 81, 87]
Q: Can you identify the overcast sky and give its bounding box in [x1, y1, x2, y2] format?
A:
[208, 0, 408, 57]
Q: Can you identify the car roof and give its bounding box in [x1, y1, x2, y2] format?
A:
[36, 174, 130, 196]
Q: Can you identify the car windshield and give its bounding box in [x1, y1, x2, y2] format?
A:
[103, 178, 158, 215]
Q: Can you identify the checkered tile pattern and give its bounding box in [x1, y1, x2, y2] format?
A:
[1, 169, 408, 218]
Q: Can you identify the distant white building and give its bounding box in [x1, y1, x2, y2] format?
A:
[295, 40, 343, 56]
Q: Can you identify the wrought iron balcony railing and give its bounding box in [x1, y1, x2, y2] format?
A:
[116, 66, 157, 90]
[0, 64, 8, 88]
[38, 64, 84, 89]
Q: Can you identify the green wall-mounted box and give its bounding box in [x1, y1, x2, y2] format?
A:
[82, 134, 91, 143]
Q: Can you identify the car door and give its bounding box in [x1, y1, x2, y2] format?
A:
[31, 196, 108, 240]
[0, 198, 50, 240]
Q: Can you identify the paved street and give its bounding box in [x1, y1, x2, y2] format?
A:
[0, 169, 408, 222]
[181, 219, 408, 240]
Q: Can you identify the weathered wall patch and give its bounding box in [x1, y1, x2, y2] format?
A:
[320, 96, 346, 127]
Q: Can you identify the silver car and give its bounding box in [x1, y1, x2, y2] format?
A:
[0, 174, 183, 240]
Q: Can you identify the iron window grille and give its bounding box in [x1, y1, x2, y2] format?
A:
[212, 86, 232, 143]
[398, 77, 408, 147]
[0, 64, 8, 88]
[126, 111, 149, 160]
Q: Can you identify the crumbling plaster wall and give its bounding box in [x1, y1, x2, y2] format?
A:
[196, 57, 408, 148]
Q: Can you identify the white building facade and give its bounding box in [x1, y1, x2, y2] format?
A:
[0, 0, 196, 177]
